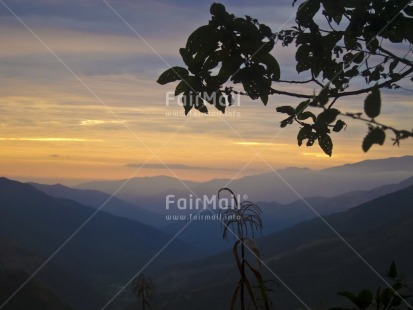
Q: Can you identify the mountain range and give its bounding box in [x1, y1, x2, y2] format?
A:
[30, 172, 413, 255]
[29, 182, 162, 227]
[26, 157, 413, 255]
[0, 156, 412, 309]
[0, 177, 201, 309]
[146, 185, 413, 310]
[75, 156, 413, 207]
[142, 176, 413, 254]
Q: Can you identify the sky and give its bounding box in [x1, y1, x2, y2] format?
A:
[0, 0, 412, 184]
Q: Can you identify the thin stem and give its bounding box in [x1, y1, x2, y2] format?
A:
[342, 112, 413, 138]
[378, 45, 413, 67]
[241, 240, 245, 310]
[277, 79, 314, 84]
[328, 96, 339, 109]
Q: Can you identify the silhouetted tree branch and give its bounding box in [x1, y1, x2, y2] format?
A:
[157, 1, 413, 155]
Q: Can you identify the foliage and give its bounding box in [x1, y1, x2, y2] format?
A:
[330, 262, 413, 310]
[218, 188, 274, 310]
[157, 1, 413, 156]
[132, 274, 155, 310]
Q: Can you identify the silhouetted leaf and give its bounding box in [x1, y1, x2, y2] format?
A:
[186, 25, 218, 55]
[387, 261, 398, 279]
[364, 86, 381, 118]
[157, 67, 188, 85]
[318, 133, 333, 156]
[317, 108, 340, 124]
[276, 106, 295, 115]
[367, 38, 379, 52]
[362, 127, 385, 152]
[175, 80, 189, 96]
[333, 119, 346, 132]
[179, 48, 193, 67]
[259, 24, 273, 37]
[280, 116, 294, 128]
[356, 289, 373, 308]
[175, 76, 203, 96]
[337, 291, 358, 305]
[323, 1, 344, 24]
[210, 2, 226, 17]
[295, 32, 313, 45]
[217, 57, 243, 84]
[181, 91, 195, 115]
[254, 53, 280, 80]
[260, 94, 268, 105]
[297, 111, 316, 122]
[295, 100, 309, 114]
[306, 132, 316, 146]
[202, 91, 226, 113]
[296, 0, 320, 27]
[344, 33, 361, 50]
[297, 125, 312, 146]
[318, 86, 329, 107]
[380, 288, 394, 307]
[353, 51, 364, 64]
[195, 101, 209, 114]
[202, 52, 221, 72]
[295, 44, 312, 73]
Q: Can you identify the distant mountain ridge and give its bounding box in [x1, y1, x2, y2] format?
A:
[75, 156, 413, 205]
[321, 155, 413, 173]
[161, 176, 413, 254]
[77, 175, 198, 197]
[30, 175, 413, 255]
[29, 182, 163, 226]
[28, 161, 413, 256]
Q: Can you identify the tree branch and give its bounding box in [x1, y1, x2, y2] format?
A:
[335, 67, 413, 98]
[277, 79, 314, 84]
[377, 46, 413, 67]
[342, 112, 413, 142]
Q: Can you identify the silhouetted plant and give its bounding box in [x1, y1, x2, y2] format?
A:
[157, 1, 413, 156]
[132, 274, 155, 310]
[330, 262, 413, 310]
[218, 187, 274, 310]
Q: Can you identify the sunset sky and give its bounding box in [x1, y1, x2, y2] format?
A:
[0, 0, 412, 184]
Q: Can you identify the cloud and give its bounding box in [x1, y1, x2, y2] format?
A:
[302, 152, 331, 158]
[79, 119, 124, 126]
[235, 141, 287, 146]
[0, 137, 102, 142]
[126, 163, 236, 171]
[50, 154, 72, 159]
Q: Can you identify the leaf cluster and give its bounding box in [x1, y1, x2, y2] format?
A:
[330, 262, 413, 310]
[157, 1, 413, 154]
[157, 3, 280, 114]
